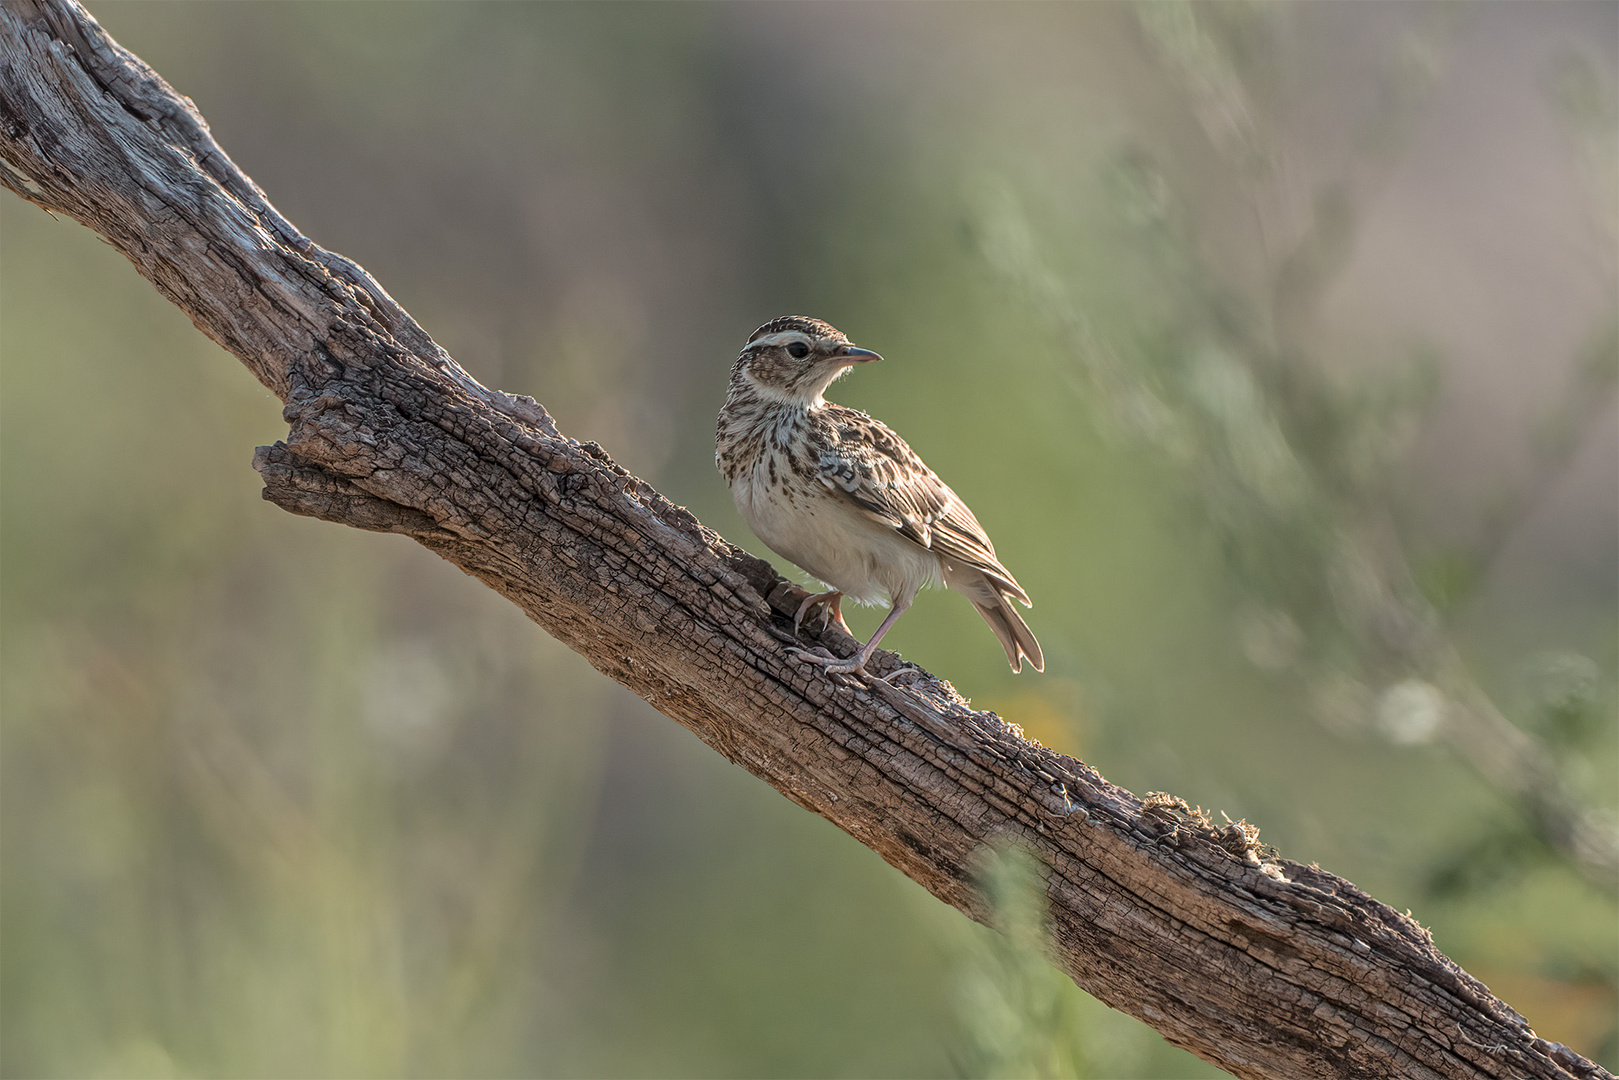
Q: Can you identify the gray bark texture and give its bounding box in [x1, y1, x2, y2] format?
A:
[0, 3, 1608, 1078]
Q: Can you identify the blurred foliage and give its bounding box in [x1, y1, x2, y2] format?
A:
[3, 2, 1616, 1077]
[951, 847, 1087, 1080]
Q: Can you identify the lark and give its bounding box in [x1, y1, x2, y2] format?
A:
[716, 315, 1042, 675]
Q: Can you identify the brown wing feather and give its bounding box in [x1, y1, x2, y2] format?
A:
[814, 406, 1030, 605]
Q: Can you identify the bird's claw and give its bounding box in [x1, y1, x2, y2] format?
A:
[788, 644, 836, 661]
[792, 590, 847, 639]
[788, 646, 868, 675]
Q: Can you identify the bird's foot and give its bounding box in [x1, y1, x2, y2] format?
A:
[792, 590, 848, 638]
[788, 646, 868, 675]
[879, 664, 925, 686]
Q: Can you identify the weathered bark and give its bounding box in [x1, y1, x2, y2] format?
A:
[0, 4, 1608, 1078]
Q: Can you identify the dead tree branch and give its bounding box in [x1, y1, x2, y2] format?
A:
[0, 3, 1607, 1077]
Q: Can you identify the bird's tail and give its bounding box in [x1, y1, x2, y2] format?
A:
[946, 564, 1044, 673]
[972, 592, 1044, 673]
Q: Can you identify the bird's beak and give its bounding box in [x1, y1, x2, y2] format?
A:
[836, 345, 882, 364]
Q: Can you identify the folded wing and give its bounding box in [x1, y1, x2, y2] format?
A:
[814, 407, 1031, 605]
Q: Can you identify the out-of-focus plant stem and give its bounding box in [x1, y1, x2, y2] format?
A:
[974, 2, 1618, 891]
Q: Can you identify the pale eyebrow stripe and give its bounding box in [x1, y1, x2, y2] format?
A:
[747, 331, 827, 350]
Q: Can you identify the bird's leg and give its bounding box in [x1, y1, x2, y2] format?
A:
[792, 590, 848, 637]
[791, 594, 911, 675]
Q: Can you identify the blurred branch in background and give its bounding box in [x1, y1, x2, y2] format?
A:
[974, 1, 1617, 893]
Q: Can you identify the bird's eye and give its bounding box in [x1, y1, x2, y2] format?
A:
[787, 341, 810, 359]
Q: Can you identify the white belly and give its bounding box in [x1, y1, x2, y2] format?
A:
[730, 453, 939, 607]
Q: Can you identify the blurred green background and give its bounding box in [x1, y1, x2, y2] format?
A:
[3, 3, 1614, 1077]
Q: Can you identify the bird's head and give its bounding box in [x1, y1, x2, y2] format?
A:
[733, 315, 882, 406]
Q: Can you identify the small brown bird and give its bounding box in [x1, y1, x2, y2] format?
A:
[716, 315, 1042, 675]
